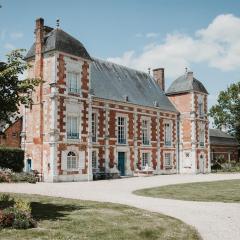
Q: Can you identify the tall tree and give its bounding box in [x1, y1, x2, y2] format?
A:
[209, 82, 240, 143]
[0, 49, 40, 123]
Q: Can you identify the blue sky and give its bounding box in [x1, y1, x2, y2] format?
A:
[0, 0, 240, 111]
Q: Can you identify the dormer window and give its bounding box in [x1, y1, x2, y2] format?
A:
[68, 72, 80, 94]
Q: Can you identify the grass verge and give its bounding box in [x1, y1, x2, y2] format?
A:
[134, 179, 240, 203]
[0, 193, 201, 240]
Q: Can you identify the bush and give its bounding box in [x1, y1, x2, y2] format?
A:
[0, 169, 37, 184]
[11, 172, 37, 184]
[0, 147, 24, 172]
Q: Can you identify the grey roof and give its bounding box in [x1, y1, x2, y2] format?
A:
[0, 115, 22, 134]
[166, 74, 208, 95]
[210, 129, 239, 146]
[91, 59, 178, 112]
[25, 28, 91, 60]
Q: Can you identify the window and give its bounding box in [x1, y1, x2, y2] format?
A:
[118, 116, 126, 144]
[67, 151, 78, 170]
[68, 72, 80, 94]
[67, 116, 79, 139]
[198, 96, 204, 117]
[92, 150, 98, 170]
[164, 153, 172, 166]
[199, 129, 205, 147]
[92, 113, 97, 143]
[142, 152, 149, 168]
[164, 123, 172, 146]
[142, 119, 150, 145]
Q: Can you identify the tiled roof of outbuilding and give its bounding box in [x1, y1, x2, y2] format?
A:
[25, 28, 91, 61]
[91, 58, 178, 112]
[166, 74, 208, 95]
[209, 129, 239, 146]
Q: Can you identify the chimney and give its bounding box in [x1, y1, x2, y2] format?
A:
[153, 68, 165, 91]
[35, 18, 44, 78]
[187, 71, 193, 81]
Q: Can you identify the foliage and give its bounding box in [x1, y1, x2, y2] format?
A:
[0, 49, 41, 123]
[209, 82, 240, 142]
[0, 147, 24, 172]
[0, 169, 37, 184]
[0, 194, 36, 229]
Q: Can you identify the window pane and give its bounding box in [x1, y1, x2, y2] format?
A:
[118, 117, 126, 144]
[165, 153, 171, 166]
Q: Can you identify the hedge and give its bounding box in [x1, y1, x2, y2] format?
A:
[0, 147, 24, 172]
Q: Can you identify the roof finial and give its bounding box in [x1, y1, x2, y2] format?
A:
[185, 67, 188, 74]
[148, 67, 151, 74]
[56, 18, 60, 28]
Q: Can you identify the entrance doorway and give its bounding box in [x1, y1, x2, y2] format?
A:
[199, 154, 205, 173]
[118, 152, 125, 176]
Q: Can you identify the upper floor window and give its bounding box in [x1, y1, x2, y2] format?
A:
[198, 96, 204, 117]
[67, 115, 79, 139]
[164, 122, 172, 146]
[92, 113, 97, 143]
[67, 151, 78, 170]
[142, 119, 150, 145]
[68, 72, 80, 94]
[164, 153, 172, 166]
[92, 150, 98, 170]
[199, 129, 205, 147]
[118, 116, 126, 144]
[142, 152, 149, 168]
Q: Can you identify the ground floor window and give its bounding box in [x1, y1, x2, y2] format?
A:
[92, 150, 98, 170]
[142, 152, 149, 168]
[67, 151, 78, 170]
[164, 153, 172, 166]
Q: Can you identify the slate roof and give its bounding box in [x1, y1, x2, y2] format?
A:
[209, 129, 239, 146]
[91, 58, 178, 112]
[166, 74, 208, 95]
[25, 28, 91, 61]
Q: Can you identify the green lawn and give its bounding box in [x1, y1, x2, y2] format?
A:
[0, 193, 201, 240]
[134, 179, 240, 203]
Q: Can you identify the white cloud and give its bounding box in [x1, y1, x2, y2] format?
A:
[146, 32, 159, 38]
[4, 43, 15, 50]
[108, 14, 240, 78]
[10, 32, 23, 39]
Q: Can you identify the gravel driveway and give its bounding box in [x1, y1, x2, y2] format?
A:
[1, 173, 240, 240]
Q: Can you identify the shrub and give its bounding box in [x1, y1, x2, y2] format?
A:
[0, 207, 36, 229]
[11, 172, 37, 184]
[14, 198, 31, 214]
[0, 148, 24, 172]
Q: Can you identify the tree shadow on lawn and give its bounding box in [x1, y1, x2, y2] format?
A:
[31, 201, 87, 221]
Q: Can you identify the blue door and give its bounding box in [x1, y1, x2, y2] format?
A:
[118, 152, 125, 176]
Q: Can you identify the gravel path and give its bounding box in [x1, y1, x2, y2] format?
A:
[1, 173, 240, 240]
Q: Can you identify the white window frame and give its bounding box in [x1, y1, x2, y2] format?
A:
[117, 116, 127, 144]
[91, 112, 97, 143]
[164, 152, 172, 167]
[67, 115, 80, 139]
[198, 95, 204, 118]
[142, 152, 150, 168]
[164, 121, 172, 147]
[67, 151, 78, 171]
[92, 150, 98, 171]
[142, 118, 150, 145]
[67, 72, 80, 94]
[199, 128, 205, 147]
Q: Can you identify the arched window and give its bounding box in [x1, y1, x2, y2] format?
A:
[67, 151, 78, 170]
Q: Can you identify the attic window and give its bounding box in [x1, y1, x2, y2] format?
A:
[153, 101, 159, 107]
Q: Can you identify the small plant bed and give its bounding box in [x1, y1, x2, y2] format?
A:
[0, 193, 201, 240]
[0, 169, 37, 184]
[134, 179, 240, 203]
[0, 194, 36, 230]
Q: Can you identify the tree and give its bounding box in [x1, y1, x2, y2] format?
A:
[209, 82, 240, 143]
[0, 49, 40, 124]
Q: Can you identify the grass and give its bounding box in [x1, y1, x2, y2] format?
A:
[134, 179, 240, 203]
[0, 193, 201, 240]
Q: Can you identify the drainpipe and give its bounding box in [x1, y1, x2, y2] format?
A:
[177, 113, 180, 173]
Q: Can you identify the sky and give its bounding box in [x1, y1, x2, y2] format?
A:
[0, 0, 240, 113]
